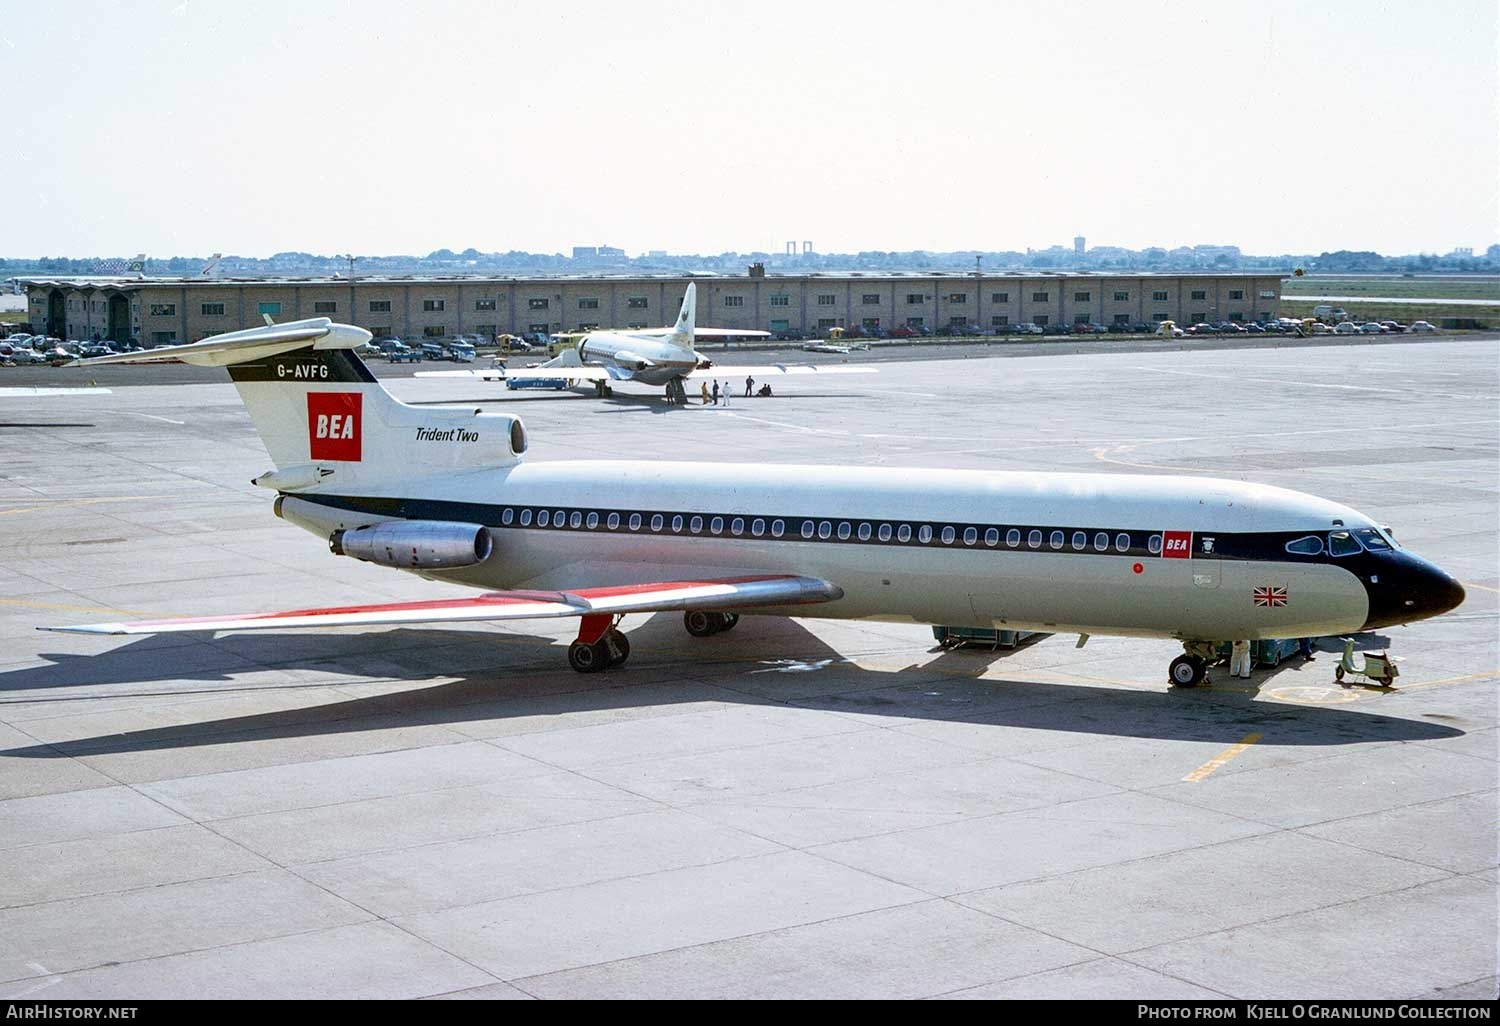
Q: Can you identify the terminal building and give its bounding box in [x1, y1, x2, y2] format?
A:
[11, 271, 1284, 345]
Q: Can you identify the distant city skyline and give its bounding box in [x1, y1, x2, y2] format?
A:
[5, 1, 1495, 257]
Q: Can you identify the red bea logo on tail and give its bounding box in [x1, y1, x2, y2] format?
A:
[307, 392, 362, 461]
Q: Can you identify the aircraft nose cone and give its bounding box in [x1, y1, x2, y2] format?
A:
[1361, 553, 1466, 630]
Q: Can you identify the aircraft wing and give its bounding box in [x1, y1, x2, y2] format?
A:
[414, 366, 617, 382]
[0, 387, 111, 397]
[685, 364, 877, 377]
[41, 574, 842, 635]
[629, 328, 773, 338]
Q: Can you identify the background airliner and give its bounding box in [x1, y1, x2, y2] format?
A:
[420, 282, 873, 403]
[49, 318, 1464, 686]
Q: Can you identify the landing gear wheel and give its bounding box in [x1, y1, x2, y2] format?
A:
[718, 612, 739, 632]
[1169, 655, 1207, 688]
[568, 639, 611, 673]
[604, 628, 630, 667]
[684, 610, 723, 637]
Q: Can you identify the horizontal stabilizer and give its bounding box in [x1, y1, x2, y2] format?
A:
[72, 318, 370, 368]
[42, 574, 843, 635]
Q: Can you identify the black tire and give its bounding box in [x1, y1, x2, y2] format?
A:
[1169, 655, 1206, 688]
[718, 612, 739, 632]
[684, 610, 722, 637]
[605, 629, 630, 667]
[567, 639, 609, 673]
[1334, 665, 1346, 682]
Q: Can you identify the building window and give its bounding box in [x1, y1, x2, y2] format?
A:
[906, 294, 925, 304]
[528, 323, 550, 334]
[724, 295, 744, 307]
[1034, 315, 1049, 326]
[1152, 312, 1168, 322]
[424, 326, 446, 337]
[1191, 312, 1207, 322]
[369, 300, 391, 312]
[474, 324, 497, 338]
[1229, 290, 1244, 300]
[151, 331, 176, 345]
[201, 303, 225, 316]
[1190, 290, 1207, 301]
[1229, 312, 1244, 321]
[423, 299, 446, 312]
[992, 315, 1009, 326]
[1152, 290, 1169, 302]
[528, 298, 549, 310]
[257, 302, 281, 316]
[817, 317, 838, 328]
[475, 298, 497, 311]
[1259, 290, 1277, 299]
[817, 294, 836, 305]
[950, 316, 968, 326]
[371, 326, 392, 338]
[771, 294, 790, 306]
[627, 297, 648, 309]
[1075, 313, 1091, 324]
[314, 301, 337, 314]
[862, 317, 880, 328]
[1031, 291, 1049, 302]
[862, 294, 881, 305]
[906, 316, 925, 327]
[1113, 291, 1129, 301]
[149, 303, 177, 316]
[991, 292, 1009, 303]
[1114, 313, 1130, 324]
[948, 293, 968, 304]
[1074, 291, 1091, 302]
[770, 319, 789, 331]
[578, 298, 599, 309]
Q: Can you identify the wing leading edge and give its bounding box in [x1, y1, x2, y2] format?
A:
[42, 574, 843, 636]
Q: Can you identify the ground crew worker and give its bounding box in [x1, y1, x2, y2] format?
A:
[1229, 640, 1253, 679]
[701, 381, 710, 405]
[745, 375, 755, 397]
[711, 380, 720, 405]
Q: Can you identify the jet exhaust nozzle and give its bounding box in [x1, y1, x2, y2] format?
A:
[330, 521, 493, 570]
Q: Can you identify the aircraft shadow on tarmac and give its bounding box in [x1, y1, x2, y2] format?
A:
[0, 615, 1459, 759]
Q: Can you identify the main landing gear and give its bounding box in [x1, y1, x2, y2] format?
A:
[1168, 640, 1218, 688]
[566, 614, 631, 673]
[564, 610, 740, 673]
[683, 610, 738, 637]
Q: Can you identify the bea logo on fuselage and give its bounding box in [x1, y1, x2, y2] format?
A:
[1162, 531, 1193, 559]
[307, 392, 362, 461]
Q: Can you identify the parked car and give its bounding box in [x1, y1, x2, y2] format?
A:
[1379, 321, 1406, 333]
[383, 340, 421, 362]
[1408, 321, 1438, 334]
[1333, 321, 1360, 335]
[447, 341, 476, 362]
[1357, 322, 1384, 334]
[1187, 323, 1218, 335]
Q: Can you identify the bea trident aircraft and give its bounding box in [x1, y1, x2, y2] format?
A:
[420, 282, 873, 403]
[50, 310, 1464, 686]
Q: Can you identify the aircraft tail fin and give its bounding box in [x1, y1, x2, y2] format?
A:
[77, 320, 528, 493]
[666, 282, 696, 349]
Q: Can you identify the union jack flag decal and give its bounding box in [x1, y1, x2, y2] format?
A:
[1253, 586, 1288, 608]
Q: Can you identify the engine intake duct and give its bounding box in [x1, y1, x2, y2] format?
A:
[330, 521, 493, 570]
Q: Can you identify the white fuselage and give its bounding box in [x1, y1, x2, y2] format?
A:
[575, 332, 699, 386]
[280, 460, 1378, 642]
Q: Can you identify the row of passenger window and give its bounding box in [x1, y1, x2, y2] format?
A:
[495, 506, 1165, 554]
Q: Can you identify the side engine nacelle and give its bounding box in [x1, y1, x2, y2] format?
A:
[330, 521, 493, 570]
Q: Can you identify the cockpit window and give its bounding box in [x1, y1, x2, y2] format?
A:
[1353, 528, 1390, 551]
[1285, 535, 1323, 556]
[1328, 530, 1363, 557]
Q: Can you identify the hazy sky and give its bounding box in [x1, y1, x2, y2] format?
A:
[4, 0, 1496, 257]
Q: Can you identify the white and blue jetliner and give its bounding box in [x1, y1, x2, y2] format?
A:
[48, 307, 1464, 685]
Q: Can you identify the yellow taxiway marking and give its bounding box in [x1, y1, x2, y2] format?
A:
[1461, 582, 1500, 594]
[1384, 670, 1500, 693]
[0, 597, 155, 617]
[1183, 733, 1264, 782]
[0, 495, 155, 517]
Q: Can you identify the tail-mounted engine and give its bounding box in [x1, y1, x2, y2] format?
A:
[330, 521, 493, 569]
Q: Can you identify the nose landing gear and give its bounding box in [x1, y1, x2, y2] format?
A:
[1169, 640, 1219, 687]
